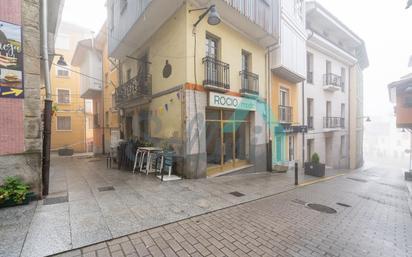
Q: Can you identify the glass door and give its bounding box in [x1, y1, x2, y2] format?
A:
[222, 122, 234, 168]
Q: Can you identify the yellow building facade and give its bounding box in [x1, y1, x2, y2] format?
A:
[50, 22, 94, 153]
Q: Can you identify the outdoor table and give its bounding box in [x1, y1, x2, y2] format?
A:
[136, 147, 163, 174]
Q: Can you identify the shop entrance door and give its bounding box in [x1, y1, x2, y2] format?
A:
[206, 109, 250, 176]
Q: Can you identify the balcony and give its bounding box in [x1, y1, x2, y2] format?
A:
[203, 57, 230, 92]
[323, 117, 345, 129]
[279, 105, 293, 124]
[239, 71, 259, 98]
[323, 73, 344, 92]
[115, 73, 152, 107]
[307, 116, 314, 130]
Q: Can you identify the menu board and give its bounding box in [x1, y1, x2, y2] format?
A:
[0, 20, 23, 98]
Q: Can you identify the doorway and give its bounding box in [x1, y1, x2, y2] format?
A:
[206, 109, 250, 176]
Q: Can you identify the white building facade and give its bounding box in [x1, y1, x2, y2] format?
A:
[305, 1, 368, 169]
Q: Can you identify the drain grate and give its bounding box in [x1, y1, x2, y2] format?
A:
[347, 177, 368, 183]
[98, 186, 115, 192]
[229, 191, 245, 197]
[336, 202, 351, 207]
[306, 203, 337, 214]
[43, 196, 68, 205]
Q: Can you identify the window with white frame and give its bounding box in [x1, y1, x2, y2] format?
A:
[57, 116, 71, 131]
[56, 65, 70, 77]
[57, 89, 70, 104]
[340, 136, 346, 157]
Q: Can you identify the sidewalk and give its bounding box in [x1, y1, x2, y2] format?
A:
[0, 156, 348, 257]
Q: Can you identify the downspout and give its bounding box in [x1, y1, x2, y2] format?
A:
[41, 0, 52, 196]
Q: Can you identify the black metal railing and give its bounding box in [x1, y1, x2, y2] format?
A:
[323, 73, 344, 89]
[323, 117, 345, 129]
[307, 116, 314, 130]
[203, 56, 230, 90]
[307, 71, 313, 84]
[115, 73, 152, 104]
[279, 105, 293, 123]
[239, 70, 259, 96]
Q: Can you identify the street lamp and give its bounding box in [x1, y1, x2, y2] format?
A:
[407, 0, 412, 9]
[190, 5, 221, 28]
[56, 55, 67, 66]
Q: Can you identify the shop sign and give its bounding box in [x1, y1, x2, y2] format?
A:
[0, 20, 24, 99]
[209, 92, 256, 111]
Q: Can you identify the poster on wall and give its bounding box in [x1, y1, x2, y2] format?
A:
[0, 20, 24, 98]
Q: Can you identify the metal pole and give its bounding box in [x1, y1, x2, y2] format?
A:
[302, 81, 305, 166]
[41, 0, 52, 196]
[295, 162, 298, 185]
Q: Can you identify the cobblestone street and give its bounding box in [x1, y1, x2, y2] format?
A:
[54, 165, 412, 257]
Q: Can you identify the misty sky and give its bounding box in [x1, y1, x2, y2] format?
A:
[61, 0, 412, 119]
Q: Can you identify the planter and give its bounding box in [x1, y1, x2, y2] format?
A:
[304, 162, 326, 177]
[58, 148, 74, 156]
[272, 165, 289, 173]
[405, 171, 412, 181]
[0, 192, 36, 209]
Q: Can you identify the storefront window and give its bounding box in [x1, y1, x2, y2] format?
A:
[206, 109, 250, 176]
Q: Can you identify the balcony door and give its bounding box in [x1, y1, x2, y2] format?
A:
[206, 35, 219, 84]
[279, 88, 289, 122]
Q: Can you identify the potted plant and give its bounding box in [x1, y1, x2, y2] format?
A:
[0, 176, 35, 208]
[304, 153, 325, 177]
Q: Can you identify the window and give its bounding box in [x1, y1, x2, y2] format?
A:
[126, 68, 131, 81]
[120, 0, 127, 14]
[57, 116, 71, 131]
[326, 60, 332, 74]
[341, 67, 346, 92]
[241, 50, 251, 72]
[105, 111, 109, 127]
[307, 98, 314, 129]
[289, 136, 295, 161]
[57, 89, 70, 104]
[110, 3, 115, 31]
[340, 136, 346, 157]
[307, 52, 314, 84]
[404, 95, 412, 107]
[307, 139, 314, 161]
[341, 103, 345, 119]
[105, 73, 109, 87]
[56, 66, 69, 77]
[206, 34, 219, 59]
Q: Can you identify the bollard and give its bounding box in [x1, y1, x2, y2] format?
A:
[295, 162, 298, 186]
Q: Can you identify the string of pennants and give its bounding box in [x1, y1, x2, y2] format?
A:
[149, 91, 181, 116]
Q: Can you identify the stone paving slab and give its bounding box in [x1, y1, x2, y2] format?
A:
[0, 156, 345, 257]
[52, 165, 412, 257]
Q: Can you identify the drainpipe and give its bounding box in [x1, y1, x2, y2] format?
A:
[302, 80, 305, 166]
[41, 0, 52, 196]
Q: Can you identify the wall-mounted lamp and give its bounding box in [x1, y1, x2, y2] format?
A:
[358, 116, 371, 122]
[189, 5, 221, 28]
[51, 53, 67, 66]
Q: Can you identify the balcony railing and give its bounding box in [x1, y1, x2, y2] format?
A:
[323, 73, 344, 91]
[279, 105, 293, 123]
[115, 73, 152, 105]
[323, 117, 345, 129]
[203, 57, 230, 91]
[307, 71, 313, 84]
[239, 70, 259, 97]
[307, 116, 314, 130]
